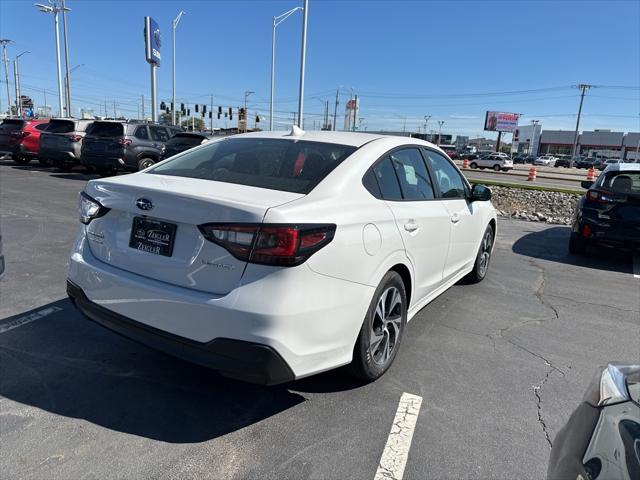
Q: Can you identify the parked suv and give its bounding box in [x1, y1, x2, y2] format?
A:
[469, 152, 513, 171]
[161, 132, 212, 160]
[0, 118, 50, 165]
[81, 121, 180, 175]
[39, 118, 94, 171]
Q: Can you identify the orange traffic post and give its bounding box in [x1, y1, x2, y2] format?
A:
[527, 166, 537, 181]
[462, 158, 469, 169]
[586, 167, 596, 181]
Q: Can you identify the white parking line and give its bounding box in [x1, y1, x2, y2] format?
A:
[374, 392, 423, 480]
[634, 256, 640, 280]
[0, 306, 62, 334]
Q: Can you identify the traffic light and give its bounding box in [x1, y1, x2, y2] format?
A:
[187, 109, 190, 116]
[166, 108, 170, 114]
[255, 116, 260, 123]
[239, 108, 245, 120]
[195, 104, 199, 113]
[181, 103, 185, 115]
[218, 106, 222, 119]
[171, 102, 174, 111]
[228, 107, 233, 121]
[160, 101, 166, 110]
[202, 105, 207, 114]
[208, 112, 212, 119]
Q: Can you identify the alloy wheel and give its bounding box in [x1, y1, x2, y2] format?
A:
[478, 229, 493, 277]
[370, 286, 403, 366]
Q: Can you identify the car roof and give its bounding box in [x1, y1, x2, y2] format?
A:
[602, 162, 640, 173]
[236, 129, 440, 149]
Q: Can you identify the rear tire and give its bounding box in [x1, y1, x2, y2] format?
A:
[568, 233, 587, 255]
[137, 157, 156, 171]
[464, 224, 494, 284]
[493, 164, 501, 171]
[469, 162, 477, 169]
[349, 271, 407, 382]
[12, 154, 30, 165]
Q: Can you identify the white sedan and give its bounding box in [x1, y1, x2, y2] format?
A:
[535, 155, 558, 166]
[68, 129, 497, 384]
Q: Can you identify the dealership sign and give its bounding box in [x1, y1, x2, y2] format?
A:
[484, 111, 520, 132]
[144, 16, 161, 66]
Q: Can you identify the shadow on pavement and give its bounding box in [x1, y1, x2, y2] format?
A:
[0, 299, 308, 443]
[512, 225, 632, 274]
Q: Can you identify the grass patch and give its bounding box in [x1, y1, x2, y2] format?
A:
[469, 178, 583, 195]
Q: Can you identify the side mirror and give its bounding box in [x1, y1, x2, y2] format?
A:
[471, 183, 491, 201]
[581, 180, 593, 189]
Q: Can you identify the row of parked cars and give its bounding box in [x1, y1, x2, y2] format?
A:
[511, 153, 628, 170]
[0, 117, 212, 175]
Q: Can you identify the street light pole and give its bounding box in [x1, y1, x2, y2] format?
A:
[61, 0, 72, 116]
[0, 39, 12, 116]
[244, 90, 254, 132]
[269, 6, 303, 131]
[437, 120, 445, 145]
[172, 10, 186, 126]
[571, 84, 591, 158]
[13, 51, 29, 117]
[35, 3, 67, 117]
[424, 115, 431, 140]
[63, 63, 83, 115]
[297, 0, 309, 128]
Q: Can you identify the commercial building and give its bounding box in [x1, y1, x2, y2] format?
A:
[537, 129, 639, 160]
[511, 124, 542, 156]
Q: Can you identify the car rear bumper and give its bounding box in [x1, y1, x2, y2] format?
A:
[81, 154, 125, 169]
[68, 229, 374, 381]
[40, 146, 80, 162]
[67, 280, 295, 385]
[575, 217, 640, 250]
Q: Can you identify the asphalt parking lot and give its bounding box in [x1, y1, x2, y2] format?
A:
[1, 160, 639, 479]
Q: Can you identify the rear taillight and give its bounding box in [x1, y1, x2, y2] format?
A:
[118, 138, 132, 146]
[586, 190, 614, 204]
[69, 134, 82, 142]
[198, 223, 336, 266]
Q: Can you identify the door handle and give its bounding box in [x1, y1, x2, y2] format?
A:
[450, 213, 460, 224]
[404, 222, 420, 232]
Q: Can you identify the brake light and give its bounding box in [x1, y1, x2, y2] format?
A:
[198, 223, 336, 266]
[68, 134, 82, 142]
[118, 138, 132, 146]
[586, 190, 614, 204]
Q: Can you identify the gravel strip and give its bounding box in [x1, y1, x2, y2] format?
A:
[489, 186, 581, 225]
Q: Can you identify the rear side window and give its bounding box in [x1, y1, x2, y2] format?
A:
[87, 122, 124, 137]
[0, 120, 25, 131]
[134, 126, 149, 140]
[389, 148, 435, 200]
[372, 158, 403, 200]
[599, 172, 640, 195]
[149, 126, 170, 142]
[34, 123, 50, 131]
[46, 120, 75, 133]
[150, 138, 357, 194]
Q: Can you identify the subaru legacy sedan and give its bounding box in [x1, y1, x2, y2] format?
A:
[67, 129, 497, 385]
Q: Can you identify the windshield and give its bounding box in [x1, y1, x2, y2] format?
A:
[150, 137, 357, 194]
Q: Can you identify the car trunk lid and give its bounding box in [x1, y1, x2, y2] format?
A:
[84, 173, 304, 295]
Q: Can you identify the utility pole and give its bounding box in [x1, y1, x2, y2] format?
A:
[529, 119, 539, 155]
[113, 100, 116, 118]
[0, 39, 12, 116]
[244, 90, 254, 133]
[141, 94, 145, 119]
[172, 10, 186, 126]
[297, 0, 309, 128]
[104, 99, 107, 118]
[13, 59, 19, 116]
[352, 95, 358, 131]
[333, 88, 339, 131]
[210, 94, 214, 132]
[61, 0, 72, 117]
[424, 115, 431, 139]
[571, 84, 591, 158]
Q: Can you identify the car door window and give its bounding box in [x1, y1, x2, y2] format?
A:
[389, 148, 435, 200]
[34, 123, 49, 131]
[372, 157, 402, 200]
[134, 126, 149, 140]
[425, 150, 467, 199]
[149, 126, 169, 142]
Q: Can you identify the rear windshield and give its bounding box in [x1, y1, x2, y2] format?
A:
[599, 171, 640, 195]
[46, 119, 75, 134]
[150, 138, 358, 194]
[86, 122, 124, 137]
[0, 120, 25, 131]
[166, 134, 205, 146]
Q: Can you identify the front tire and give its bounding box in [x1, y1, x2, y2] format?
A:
[349, 271, 407, 382]
[469, 162, 477, 169]
[464, 224, 494, 284]
[493, 164, 501, 171]
[138, 157, 156, 171]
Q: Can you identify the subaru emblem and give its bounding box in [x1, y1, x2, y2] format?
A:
[136, 198, 153, 211]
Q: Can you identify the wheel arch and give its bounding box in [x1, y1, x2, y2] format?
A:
[389, 263, 412, 308]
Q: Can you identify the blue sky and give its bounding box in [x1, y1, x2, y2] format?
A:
[0, 0, 638, 138]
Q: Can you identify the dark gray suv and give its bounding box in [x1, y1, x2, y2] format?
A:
[39, 118, 94, 171]
[81, 121, 181, 175]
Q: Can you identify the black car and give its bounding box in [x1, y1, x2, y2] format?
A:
[161, 132, 212, 159]
[554, 155, 574, 168]
[39, 118, 94, 171]
[569, 165, 640, 253]
[513, 154, 536, 164]
[81, 121, 181, 175]
[547, 363, 640, 480]
[576, 157, 603, 169]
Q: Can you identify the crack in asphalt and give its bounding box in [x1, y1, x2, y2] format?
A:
[545, 293, 640, 314]
[533, 367, 555, 449]
[529, 259, 560, 319]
